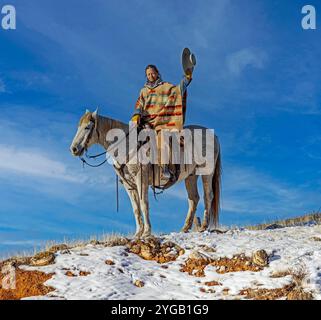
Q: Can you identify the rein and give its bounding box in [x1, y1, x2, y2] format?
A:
[79, 121, 137, 168]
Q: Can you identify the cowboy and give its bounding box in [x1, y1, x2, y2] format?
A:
[131, 57, 194, 183]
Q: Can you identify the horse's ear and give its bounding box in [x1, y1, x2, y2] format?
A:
[92, 107, 99, 119]
[85, 109, 90, 114]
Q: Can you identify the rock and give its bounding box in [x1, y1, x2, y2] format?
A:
[127, 237, 183, 263]
[105, 259, 115, 265]
[30, 252, 55, 266]
[252, 250, 269, 267]
[264, 224, 283, 230]
[140, 247, 154, 260]
[219, 266, 226, 273]
[222, 288, 230, 295]
[198, 244, 216, 253]
[188, 251, 211, 261]
[134, 280, 145, 288]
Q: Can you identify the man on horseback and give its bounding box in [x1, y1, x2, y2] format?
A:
[131, 49, 196, 183]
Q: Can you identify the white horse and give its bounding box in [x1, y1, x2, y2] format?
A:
[70, 110, 221, 239]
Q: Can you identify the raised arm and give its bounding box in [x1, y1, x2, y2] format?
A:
[179, 70, 192, 96]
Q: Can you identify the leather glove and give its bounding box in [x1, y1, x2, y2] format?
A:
[185, 68, 193, 80]
[131, 113, 141, 124]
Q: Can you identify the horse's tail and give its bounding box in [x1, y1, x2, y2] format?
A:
[211, 141, 221, 228]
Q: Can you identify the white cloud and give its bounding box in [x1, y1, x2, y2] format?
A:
[0, 144, 81, 182]
[221, 164, 319, 217]
[226, 48, 267, 76]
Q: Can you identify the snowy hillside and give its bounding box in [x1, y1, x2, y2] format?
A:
[1, 224, 320, 300]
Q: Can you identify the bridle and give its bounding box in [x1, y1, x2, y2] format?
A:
[79, 119, 108, 168]
[79, 119, 138, 168]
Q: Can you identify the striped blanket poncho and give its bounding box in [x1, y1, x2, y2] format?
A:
[135, 81, 186, 130]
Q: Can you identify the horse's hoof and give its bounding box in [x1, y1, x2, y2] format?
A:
[199, 226, 208, 233]
[133, 232, 144, 240]
[180, 228, 190, 233]
[141, 233, 152, 240]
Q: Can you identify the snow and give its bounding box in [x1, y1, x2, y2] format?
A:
[21, 225, 321, 300]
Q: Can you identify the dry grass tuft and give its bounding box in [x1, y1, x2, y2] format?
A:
[247, 212, 321, 230]
[241, 265, 314, 300]
[310, 236, 321, 242]
[240, 283, 296, 300]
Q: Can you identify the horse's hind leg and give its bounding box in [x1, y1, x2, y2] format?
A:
[181, 174, 200, 233]
[200, 174, 214, 232]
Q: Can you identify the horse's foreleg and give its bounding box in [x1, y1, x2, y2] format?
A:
[136, 166, 151, 238]
[124, 187, 144, 239]
[181, 174, 199, 233]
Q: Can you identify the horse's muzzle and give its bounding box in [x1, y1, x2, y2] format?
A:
[70, 145, 84, 156]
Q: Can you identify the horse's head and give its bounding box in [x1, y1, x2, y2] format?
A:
[70, 109, 98, 157]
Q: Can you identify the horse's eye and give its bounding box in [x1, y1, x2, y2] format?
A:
[85, 125, 91, 130]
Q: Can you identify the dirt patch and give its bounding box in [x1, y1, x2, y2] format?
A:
[0, 266, 54, 300]
[127, 237, 185, 264]
[65, 271, 76, 277]
[180, 253, 265, 277]
[180, 254, 211, 277]
[205, 280, 222, 286]
[65, 270, 90, 277]
[211, 254, 265, 273]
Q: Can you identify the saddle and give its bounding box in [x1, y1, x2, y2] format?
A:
[115, 122, 184, 191]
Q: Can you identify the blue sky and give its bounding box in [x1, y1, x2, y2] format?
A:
[0, 0, 321, 257]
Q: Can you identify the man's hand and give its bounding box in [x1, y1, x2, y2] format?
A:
[131, 113, 141, 124]
[185, 68, 193, 80]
